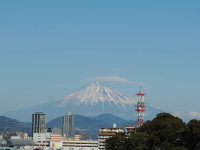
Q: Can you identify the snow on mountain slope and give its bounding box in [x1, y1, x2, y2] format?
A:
[3, 82, 163, 122]
[60, 82, 136, 108]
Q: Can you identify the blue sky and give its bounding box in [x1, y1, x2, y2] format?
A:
[0, 1, 200, 119]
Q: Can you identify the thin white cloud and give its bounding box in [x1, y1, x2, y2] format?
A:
[172, 111, 200, 121]
[87, 76, 139, 84]
[189, 112, 200, 118]
[173, 112, 182, 117]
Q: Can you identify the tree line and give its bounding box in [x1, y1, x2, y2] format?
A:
[105, 113, 200, 150]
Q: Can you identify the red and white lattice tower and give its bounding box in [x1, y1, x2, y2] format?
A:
[135, 87, 146, 127]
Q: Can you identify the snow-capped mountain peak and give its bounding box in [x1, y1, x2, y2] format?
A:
[61, 81, 136, 107]
[3, 82, 164, 121]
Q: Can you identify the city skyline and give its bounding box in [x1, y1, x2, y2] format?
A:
[0, 1, 200, 120]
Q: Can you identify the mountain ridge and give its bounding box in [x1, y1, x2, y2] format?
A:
[47, 113, 136, 139]
[3, 82, 163, 122]
[0, 113, 136, 139]
[0, 116, 31, 135]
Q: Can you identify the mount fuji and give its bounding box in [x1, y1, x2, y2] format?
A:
[4, 82, 163, 122]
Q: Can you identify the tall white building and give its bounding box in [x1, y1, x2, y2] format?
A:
[32, 112, 46, 134]
[62, 112, 74, 138]
[32, 112, 49, 146]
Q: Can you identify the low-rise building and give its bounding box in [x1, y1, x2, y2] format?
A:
[50, 133, 66, 149]
[33, 133, 49, 147]
[98, 124, 124, 150]
[125, 125, 136, 135]
[74, 134, 81, 141]
[62, 140, 98, 150]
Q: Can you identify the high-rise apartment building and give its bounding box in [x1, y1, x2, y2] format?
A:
[32, 112, 46, 134]
[62, 112, 74, 138]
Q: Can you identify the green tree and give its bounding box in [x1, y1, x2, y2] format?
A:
[139, 113, 186, 149]
[105, 132, 149, 150]
[105, 133, 127, 150]
[184, 119, 200, 150]
[129, 132, 149, 150]
[105, 113, 200, 150]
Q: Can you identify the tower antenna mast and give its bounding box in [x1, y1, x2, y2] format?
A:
[135, 87, 146, 127]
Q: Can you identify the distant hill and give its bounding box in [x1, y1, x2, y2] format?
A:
[93, 113, 136, 127]
[47, 114, 107, 139]
[0, 116, 31, 135]
[47, 113, 136, 139]
[0, 113, 136, 139]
